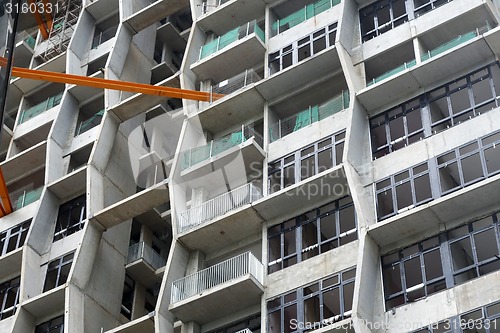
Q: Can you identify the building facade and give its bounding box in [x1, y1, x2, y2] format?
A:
[1, 0, 500, 332]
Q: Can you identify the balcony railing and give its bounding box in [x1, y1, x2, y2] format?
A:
[178, 182, 262, 234]
[91, 26, 118, 49]
[18, 92, 63, 125]
[201, 0, 231, 14]
[11, 187, 43, 210]
[206, 69, 261, 104]
[367, 60, 416, 86]
[271, 0, 341, 36]
[127, 242, 166, 270]
[235, 330, 253, 333]
[75, 109, 104, 136]
[199, 20, 265, 61]
[421, 25, 489, 62]
[269, 90, 349, 142]
[181, 124, 263, 171]
[171, 251, 264, 303]
[16, 30, 36, 48]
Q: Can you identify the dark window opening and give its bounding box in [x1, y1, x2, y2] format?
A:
[43, 252, 75, 292]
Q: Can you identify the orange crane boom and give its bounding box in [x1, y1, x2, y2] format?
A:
[0, 65, 223, 217]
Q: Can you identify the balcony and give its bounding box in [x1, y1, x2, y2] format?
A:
[195, 69, 264, 134]
[180, 124, 264, 182]
[367, 60, 416, 86]
[18, 92, 63, 125]
[177, 183, 263, 251]
[91, 26, 118, 49]
[198, 0, 267, 36]
[14, 31, 36, 67]
[169, 252, 264, 324]
[75, 109, 104, 136]
[270, 91, 349, 142]
[126, 242, 166, 287]
[11, 187, 43, 210]
[191, 21, 266, 82]
[270, 0, 341, 37]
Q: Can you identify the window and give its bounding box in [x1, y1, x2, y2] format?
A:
[268, 196, 356, 273]
[360, 0, 452, 42]
[0, 220, 31, 257]
[269, 23, 337, 75]
[360, 0, 408, 41]
[35, 315, 64, 333]
[370, 62, 500, 159]
[375, 128, 500, 221]
[267, 267, 355, 333]
[383, 212, 500, 309]
[412, 299, 500, 332]
[54, 194, 86, 241]
[268, 131, 345, 194]
[0, 276, 20, 320]
[43, 252, 75, 292]
[376, 162, 433, 220]
[208, 313, 261, 333]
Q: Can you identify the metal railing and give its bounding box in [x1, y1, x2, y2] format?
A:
[367, 60, 416, 86]
[206, 69, 261, 104]
[234, 330, 253, 333]
[75, 109, 104, 136]
[201, 0, 231, 14]
[170, 251, 264, 303]
[12, 187, 43, 210]
[91, 26, 118, 49]
[18, 92, 63, 125]
[177, 182, 262, 234]
[199, 20, 265, 61]
[127, 242, 166, 270]
[421, 24, 490, 62]
[271, 0, 341, 36]
[181, 124, 263, 170]
[269, 90, 349, 142]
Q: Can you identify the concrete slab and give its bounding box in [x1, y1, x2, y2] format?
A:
[197, 0, 267, 36]
[192, 85, 265, 134]
[178, 204, 263, 253]
[156, 22, 186, 50]
[256, 46, 341, 101]
[123, 0, 190, 34]
[22, 285, 65, 318]
[86, 0, 120, 22]
[190, 35, 266, 82]
[125, 259, 162, 288]
[13, 40, 34, 68]
[104, 313, 155, 333]
[180, 137, 265, 186]
[0, 248, 23, 281]
[91, 181, 169, 230]
[253, 165, 349, 221]
[109, 75, 180, 122]
[168, 275, 263, 324]
[47, 167, 87, 200]
[1, 141, 46, 184]
[484, 26, 500, 55]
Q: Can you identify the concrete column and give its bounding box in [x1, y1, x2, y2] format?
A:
[131, 281, 146, 320]
[186, 250, 206, 275]
[181, 321, 200, 333]
[140, 224, 154, 245]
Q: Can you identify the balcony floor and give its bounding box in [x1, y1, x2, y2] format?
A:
[178, 203, 263, 253]
[169, 274, 263, 324]
[125, 259, 161, 288]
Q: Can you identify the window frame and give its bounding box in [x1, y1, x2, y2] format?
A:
[53, 194, 86, 241]
[268, 195, 357, 273]
[0, 276, 20, 321]
[268, 131, 346, 195]
[0, 220, 31, 257]
[43, 252, 75, 292]
[35, 315, 64, 333]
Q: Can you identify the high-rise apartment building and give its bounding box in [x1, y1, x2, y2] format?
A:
[1, 0, 500, 332]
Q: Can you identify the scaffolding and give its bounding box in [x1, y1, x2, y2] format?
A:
[41, 0, 81, 61]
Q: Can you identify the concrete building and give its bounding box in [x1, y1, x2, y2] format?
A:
[1, 0, 500, 332]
